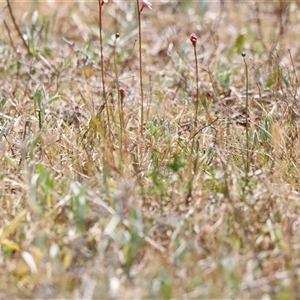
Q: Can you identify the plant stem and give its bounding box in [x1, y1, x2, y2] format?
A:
[193, 45, 199, 131]
[113, 34, 123, 164]
[6, 0, 30, 54]
[113, 35, 121, 127]
[136, 0, 144, 139]
[242, 53, 250, 182]
[98, 0, 111, 140]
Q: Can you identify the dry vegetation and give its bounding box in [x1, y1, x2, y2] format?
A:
[1, 0, 300, 298]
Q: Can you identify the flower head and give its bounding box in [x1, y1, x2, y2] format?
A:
[102, 0, 108, 5]
[119, 87, 125, 100]
[190, 33, 198, 47]
[140, 0, 152, 13]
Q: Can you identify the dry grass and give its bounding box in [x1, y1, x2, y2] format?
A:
[1, 0, 300, 298]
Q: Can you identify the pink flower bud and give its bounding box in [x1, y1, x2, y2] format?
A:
[190, 34, 198, 47]
[140, 0, 152, 13]
[119, 87, 125, 101]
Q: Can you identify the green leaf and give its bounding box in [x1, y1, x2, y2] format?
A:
[228, 34, 245, 57]
[167, 154, 186, 172]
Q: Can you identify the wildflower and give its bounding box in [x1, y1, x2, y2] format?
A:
[102, 0, 108, 5]
[140, 0, 152, 13]
[190, 33, 198, 47]
[119, 87, 125, 101]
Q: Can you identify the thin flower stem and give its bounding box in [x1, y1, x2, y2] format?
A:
[98, 0, 111, 140]
[193, 46, 199, 130]
[113, 35, 121, 128]
[191, 46, 200, 197]
[187, 33, 200, 202]
[242, 53, 250, 184]
[113, 34, 124, 162]
[136, 0, 144, 139]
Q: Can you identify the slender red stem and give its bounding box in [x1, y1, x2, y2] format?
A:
[193, 45, 199, 130]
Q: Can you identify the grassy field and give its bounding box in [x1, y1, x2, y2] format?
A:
[1, 0, 300, 298]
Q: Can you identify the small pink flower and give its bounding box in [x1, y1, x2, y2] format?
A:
[190, 34, 198, 47]
[119, 87, 125, 100]
[140, 0, 152, 13]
